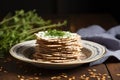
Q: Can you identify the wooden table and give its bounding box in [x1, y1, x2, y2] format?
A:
[0, 14, 120, 80]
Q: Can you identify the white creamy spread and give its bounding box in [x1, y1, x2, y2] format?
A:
[35, 31, 77, 40]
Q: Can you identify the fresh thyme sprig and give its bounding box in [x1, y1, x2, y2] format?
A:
[0, 10, 67, 58]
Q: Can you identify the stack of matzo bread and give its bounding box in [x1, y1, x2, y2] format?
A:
[33, 30, 83, 63]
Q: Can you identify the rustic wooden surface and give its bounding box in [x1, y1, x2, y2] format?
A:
[0, 57, 113, 80]
[0, 14, 120, 80]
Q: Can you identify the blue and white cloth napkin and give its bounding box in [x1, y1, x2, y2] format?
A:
[77, 25, 120, 66]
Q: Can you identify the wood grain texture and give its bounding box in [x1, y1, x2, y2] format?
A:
[0, 57, 111, 80]
[106, 63, 120, 80]
[68, 14, 118, 32]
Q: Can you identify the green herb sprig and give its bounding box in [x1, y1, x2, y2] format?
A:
[45, 29, 65, 37]
[0, 10, 67, 58]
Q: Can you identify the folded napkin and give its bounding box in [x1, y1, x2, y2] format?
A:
[77, 25, 120, 66]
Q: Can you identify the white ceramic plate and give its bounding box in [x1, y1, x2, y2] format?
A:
[9, 40, 106, 69]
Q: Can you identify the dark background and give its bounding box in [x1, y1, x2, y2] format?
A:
[0, 0, 120, 22]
